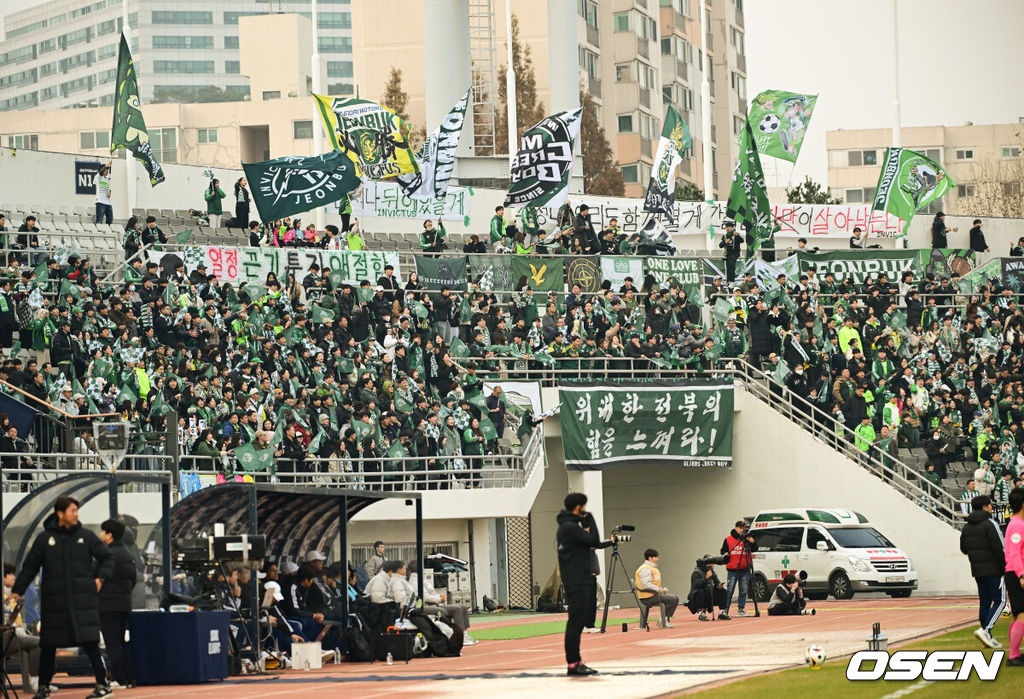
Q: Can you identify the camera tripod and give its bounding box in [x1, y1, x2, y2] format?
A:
[599, 538, 649, 633]
[741, 538, 761, 618]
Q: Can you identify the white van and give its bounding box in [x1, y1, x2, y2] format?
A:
[745, 508, 917, 601]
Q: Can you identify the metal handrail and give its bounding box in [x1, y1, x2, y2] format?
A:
[451, 355, 962, 527]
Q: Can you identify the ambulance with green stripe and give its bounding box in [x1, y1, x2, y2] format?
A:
[746, 508, 917, 601]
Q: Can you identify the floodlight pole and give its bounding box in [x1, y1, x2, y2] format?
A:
[504, 0, 517, 168]
[122, 0, 137, 217]
[311, 0, 326, 231]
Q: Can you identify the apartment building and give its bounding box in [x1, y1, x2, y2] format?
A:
[826, 123, 1024, 216]
[0, 0, 354, 114]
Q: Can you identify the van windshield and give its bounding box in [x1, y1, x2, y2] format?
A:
[829, 527, 895, 548]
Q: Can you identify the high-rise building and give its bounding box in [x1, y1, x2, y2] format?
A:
[0, 0, 354, 113]
[354, 0, 746, 199]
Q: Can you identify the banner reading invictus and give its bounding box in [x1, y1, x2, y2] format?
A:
[559, 381, 734, 470]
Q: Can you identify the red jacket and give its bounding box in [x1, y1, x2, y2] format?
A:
[722, 531, 756, 570]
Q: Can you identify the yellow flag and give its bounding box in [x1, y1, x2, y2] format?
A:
[313, 94, 419, 180]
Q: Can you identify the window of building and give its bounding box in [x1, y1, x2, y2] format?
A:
[922, 148, 940, 162]
[637, 63, 656, 90]
[660, 0, 691, 17]
[327, 82, 353, 96]
[150, 127, 177, 163]
[40, 86, 57, 101]
[617, 114, 634, 133]
[613, 12, 630, 32]
[223, 11, 261, 25]
[152, 11, 212, 24]
[578, 0, 598, 30]
[682, 87, 694, 112]
[198, 128, 218, 144]
[97, 19, 117, 36]
[319, 12, 351, 28]
[957, 184, 976, 198]
[634, 13, 657, 41]
[0, 67, 38, 90]
[6, 134, 39, 150]
[844, 187, 876, 204]
[729, 26, 744, 55]
[153, 36, 214, 49]
[955, 148, 974, 160]
[97, 43, 116, 59]
[1003, 146, 1022, 159]
[0, 93, 39, 111]
[621, 164, 639, 183]
[262, 90, 281, 100]
[615, 62, 634, 83]
[318, 37, 353, 53]
[326, 61, 353, 78]
[1004, 182, 1023, 198]
[225, 36, 239, 49]
[80, 130, 110, 150]
[97, 68, 115, 84]
[662, 84, 674, 104]
[294, 120, 314, 139]
[730, 71, 746, 100]
[847, 149, 877, 167]
[578, 48, 598, 79]
[639, 113, 657, 141]
[154, 60, 214, 74]
[37, 39, 56, 55]
[225, 61, 240, 74]
[732, 114, 745, 135]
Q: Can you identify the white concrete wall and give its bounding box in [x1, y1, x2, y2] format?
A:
[531, 385, 976, 598]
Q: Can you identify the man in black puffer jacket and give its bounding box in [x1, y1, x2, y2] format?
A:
[99, 519, 137, 689]
[11, 495, 113, 699]
[959, 495, 1006, 649]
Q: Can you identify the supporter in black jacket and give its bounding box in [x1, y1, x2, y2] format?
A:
[959, 495, 1006, 646]
[98, 519, 137, 688]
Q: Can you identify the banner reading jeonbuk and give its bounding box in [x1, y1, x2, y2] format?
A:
[559, 381, 734, 470]
[523, 199, 904, 240]
[339, 181, 470, 221]
[794, 248, 975, 285]
[148, 247, 400, 288]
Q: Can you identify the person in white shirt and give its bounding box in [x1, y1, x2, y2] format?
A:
[407, 561, 473, 641]
[388, 561, 415, 607]
[94, 161, 113, 224]
[363, 562, 394, 604]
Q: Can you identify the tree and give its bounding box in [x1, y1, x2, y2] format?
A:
[579, 90, 624, 197]
[786, 176, 841, 204]
[964, 143, 1024, 218]
[494, 15, 546, 155]
[675, 180, 704, 202]
[379, 67, 425, 148]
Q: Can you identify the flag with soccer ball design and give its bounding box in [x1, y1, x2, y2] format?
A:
[871, 147, 955, 236]
[747, 89, 818, 163]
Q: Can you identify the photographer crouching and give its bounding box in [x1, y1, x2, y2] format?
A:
[685, 555, 729, 621]
[556, 493, 617, 677]
[767, 573, 816, 616]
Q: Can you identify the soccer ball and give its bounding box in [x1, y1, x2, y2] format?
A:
[758, 113, 781, 134]
[805, 645, 827, 668]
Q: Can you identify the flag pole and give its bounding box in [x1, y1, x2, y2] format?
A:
[121, 0, 137, 217]
[311, 0, 326, 231]
[891, 0, 902, 149]
[504, 0, 517, 168]
[699, 0, 714, 253]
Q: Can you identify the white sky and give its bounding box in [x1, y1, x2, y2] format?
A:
[745, 0, 1024, 187]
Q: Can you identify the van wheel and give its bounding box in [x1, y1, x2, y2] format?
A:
[750, 574, 771, 602]
[888, 590, 912, 598]
[829, 571, 854, 600]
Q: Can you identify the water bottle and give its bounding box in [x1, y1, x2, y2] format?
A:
[334, 647, 341, 664]
[304, 659, 311, 672]
[386, 651, 393, 666]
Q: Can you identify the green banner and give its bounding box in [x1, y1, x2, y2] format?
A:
[796, 248, 975, 285]
[872, 147, 955, 234]
[748, 90, 818, 163]
[242, 150, 361, 223]
[559, 381, 734, 470]
[110, 35, 164, 185]
[234, 441, 274, 473]
[644, 257, 705, 306]
[504, 108, 583, 209]
[511, 256, 564, 293]
[469, 255, 513, 298]
[726, 119, 779, 252]
[414, 255, 467, 290]
[565, 256, 601, 293]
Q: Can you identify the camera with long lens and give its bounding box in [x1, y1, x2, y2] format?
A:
[697, 554, 729, 569]
[611, 524, 635, 542]
[797, 570, 808, 588]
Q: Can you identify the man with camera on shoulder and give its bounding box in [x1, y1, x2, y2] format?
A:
[767, 573, 815, 616]
[556, 493, 618, 677]
[685, 555, 729, 621]
[721, 519, 757, 618]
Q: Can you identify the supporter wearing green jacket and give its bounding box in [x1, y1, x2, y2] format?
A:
[854, 416, 875, 451]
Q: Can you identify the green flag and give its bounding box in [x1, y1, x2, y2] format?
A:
[350, 419, 372, 441]
[747, 90, 818, 163]
[310, 305, 335, 324]
[872, 148, 955, 235]
[643, 106, 692, 221]
[110, 34, 164, 185]
[479, 417, 498, 440]
[59, 279, 82, 301]
[34, 261, 49, 283]
[175, 229, 193, 244]
[511, 256, 564, 293]
[726, 119, 779, 253]
[415, 255, 468, 291]
[243, 150, 361, 223]
[503, 108, 583, 209]
[234, 441, 275, 473]
[449, 336, 470, 358]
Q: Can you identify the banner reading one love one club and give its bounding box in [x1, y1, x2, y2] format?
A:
[559, 380, 734, 470]
[148, 246, 400, 288]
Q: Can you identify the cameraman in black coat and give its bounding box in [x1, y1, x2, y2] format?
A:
[685, 555, 728, 621]
[959, 495, 1006, 648]
[767, 573, 813, 615]
[99, 519, 137, 688]
[556, 492, 615, 676]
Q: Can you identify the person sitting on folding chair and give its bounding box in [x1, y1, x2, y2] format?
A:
[634, 548, 679, 629]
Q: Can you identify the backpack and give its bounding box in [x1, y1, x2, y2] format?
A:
[408, 609, 461, 657]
